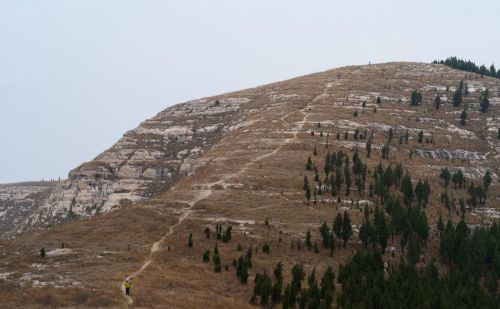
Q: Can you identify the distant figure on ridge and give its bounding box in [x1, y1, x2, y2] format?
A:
[124, 278, 132, 295]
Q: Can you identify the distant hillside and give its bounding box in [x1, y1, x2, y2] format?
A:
[0, 62, 499, 308]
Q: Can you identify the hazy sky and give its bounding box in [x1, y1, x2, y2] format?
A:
[1, 0, 499, 183]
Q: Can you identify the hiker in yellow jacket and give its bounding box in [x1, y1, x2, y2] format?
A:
[124, 279, 132, 295]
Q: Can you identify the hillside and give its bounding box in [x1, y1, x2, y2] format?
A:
[0, 62, 499, 308]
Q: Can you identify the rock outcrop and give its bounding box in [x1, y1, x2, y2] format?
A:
[11, 96, 257, 233]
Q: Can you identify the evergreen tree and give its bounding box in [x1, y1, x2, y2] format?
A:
[319, 222, 330, 247]
[440, 168, 451, 188]
[222, 225, 232, 243]
[262, 243, 270, 254]
[460, 109, 467, 126]
[376, 96, 382, 104]
[305, 156, 313, 170]
[452, 87, 463, 107]
[480, 88, 490, 113]
[253, 271, 273, 305]
[366, 138, 372, 158]
[236, 255, 249, 283]
[188, 233, 193, 248]
[437, 214, 444, 235]
[203, 249, 210, 262]
[305, 186, 311, 202]
[333, 214, 343, 241]
[434, 94, 441, 110]
[344, 164, 352, 196]
[359, 220, 370, 249]
[341, 211, 352, 247]
[418, 130, 424, 143]
[214, 254, 222, 272]
[483, 170, 492, 192]
[204, 226, 211, 239]
[400, 173, 414, 207]
[410, 90, 423, 106]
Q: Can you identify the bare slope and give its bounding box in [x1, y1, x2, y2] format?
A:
[0, 62, 499, 308]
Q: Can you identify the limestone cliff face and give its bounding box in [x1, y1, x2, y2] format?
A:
[16, 95, 255, 232]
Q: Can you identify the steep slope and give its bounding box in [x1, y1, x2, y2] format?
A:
[0, 62, 499, 308]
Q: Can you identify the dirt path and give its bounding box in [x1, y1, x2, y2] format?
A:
[120, 81, 333, 306]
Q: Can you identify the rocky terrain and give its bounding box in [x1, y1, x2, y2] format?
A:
[0, 62, 499, 308]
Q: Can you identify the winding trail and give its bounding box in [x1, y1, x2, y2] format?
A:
[120, 81, 333, 306]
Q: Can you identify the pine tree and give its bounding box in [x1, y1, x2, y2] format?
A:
[483, 170, 492, 192]
[460, 109, 467, 126]
[204, 226, 211, 239]
[366, 138, 372, 158]
[434, 94, 441, 110]
[344, 164, 352, 196]
[437, 214, 444, 235]
[418, 130, 424, 143]
[333, 214, 342, 241]
[440, 168, 451, 188]
[400, 173, 414, 207]
[341, 211, 352, 247]
[480, 88, 490, 113]
[222, 225, 232, 243]
[40, 248, 45, 258]
[214, 254, 222, 272]
[410, 90, 423, 106]
[306, 228, 312, 250]
[305, 186, 311, 202]
[203, 250, 210, 262]
[452, 87, 463, 107]
[188, 233, 193, 248]
[262, 243, 270, 254]
[305, 156, 313, 170]
[359, 220, 370, 249]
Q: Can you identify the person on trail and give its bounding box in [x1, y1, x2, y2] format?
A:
[124, 279, 131, 295]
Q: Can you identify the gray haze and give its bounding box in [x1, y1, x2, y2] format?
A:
[1, 0, 499, 183]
